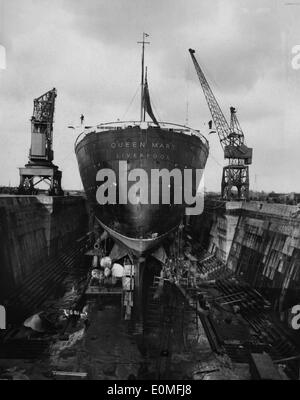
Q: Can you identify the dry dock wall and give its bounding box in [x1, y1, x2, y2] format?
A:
[0, 195, 88, 302]
[192, 200, 300, 318]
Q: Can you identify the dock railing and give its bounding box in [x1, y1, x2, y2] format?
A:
[74, 120, 209, 149]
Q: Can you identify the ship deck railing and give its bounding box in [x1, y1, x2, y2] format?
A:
[75, 120, 209, 148]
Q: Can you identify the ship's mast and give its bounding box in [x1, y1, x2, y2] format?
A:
[144, 67, 148, 121]
[137, 33, 150, 122]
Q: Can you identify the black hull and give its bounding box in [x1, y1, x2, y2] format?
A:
[75, 124, 209, 254]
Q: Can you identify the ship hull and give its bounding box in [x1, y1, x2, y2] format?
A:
[75, 125, 209, 254]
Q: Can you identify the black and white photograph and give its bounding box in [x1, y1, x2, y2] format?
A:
[0, 0, 300, 384]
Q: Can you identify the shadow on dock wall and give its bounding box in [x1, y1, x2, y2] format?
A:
[0, 195, 88, 303]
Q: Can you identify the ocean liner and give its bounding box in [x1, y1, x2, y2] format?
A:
[75, 35, 209, 256]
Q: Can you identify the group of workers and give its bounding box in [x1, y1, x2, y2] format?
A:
[90, 255, 132, 288]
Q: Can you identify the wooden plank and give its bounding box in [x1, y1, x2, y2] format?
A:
[52, 371, 87, 378]
[85, 289, 122, 295]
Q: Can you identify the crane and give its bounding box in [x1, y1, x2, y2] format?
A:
[30, 88, 57, 163]
[18, 88, 63, 196]
[189, 49, 253, 200]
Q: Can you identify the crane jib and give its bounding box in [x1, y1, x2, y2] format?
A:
[188, 48, 253, 201]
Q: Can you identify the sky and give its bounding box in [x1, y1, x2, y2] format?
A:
[0, 0, 300, 193]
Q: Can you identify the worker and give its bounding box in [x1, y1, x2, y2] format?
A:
[104, 266, 111, 278]
[80, 114, 84, 125]
[165, 259, 172, 280]
[81, 304, 91, 330]
[103, 266, 112, 287]
[91, 268, 102, 286]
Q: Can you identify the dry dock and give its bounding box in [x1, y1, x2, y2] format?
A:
[0, 196, 300, 380]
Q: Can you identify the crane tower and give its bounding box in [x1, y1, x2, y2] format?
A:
[18, 88, 63, 195]
[189, 49, 252, 200]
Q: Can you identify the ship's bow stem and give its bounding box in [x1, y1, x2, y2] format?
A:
[133, 256, 145, 322]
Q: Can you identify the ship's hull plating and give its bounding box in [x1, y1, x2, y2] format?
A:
[75, 125, 209, 254]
